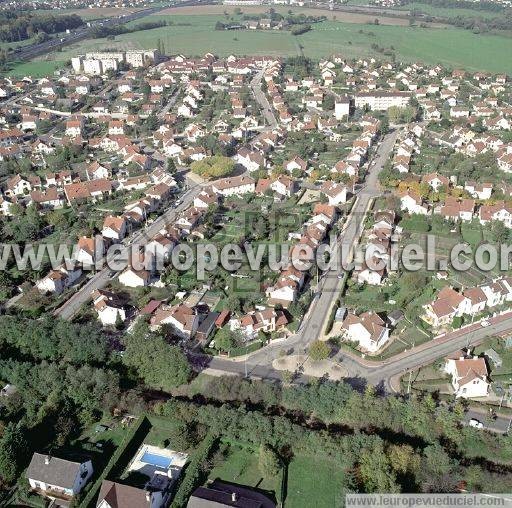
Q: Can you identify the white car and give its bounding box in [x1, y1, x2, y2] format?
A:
[469, 418, 484, 429]
[481, 319, 490, 327]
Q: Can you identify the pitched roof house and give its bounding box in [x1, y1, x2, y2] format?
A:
[27, 453, 93, 501]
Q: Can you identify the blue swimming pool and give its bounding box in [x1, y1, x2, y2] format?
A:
[141, 451, 172, 469]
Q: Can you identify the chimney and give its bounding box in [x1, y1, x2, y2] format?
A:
[44, 455, 50, 465]
[231, 492, 238, 503]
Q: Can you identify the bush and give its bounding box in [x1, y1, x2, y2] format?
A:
[170, 434, 217, 508]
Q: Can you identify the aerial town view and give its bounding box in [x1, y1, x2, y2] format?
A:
[2, 0, 512, 506]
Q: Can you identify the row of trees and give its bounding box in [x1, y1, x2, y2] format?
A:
[0, 13, 83, 43]
[0, 314, 192, 486]
[90, 20, 167, 39]
[155, 382, 512, 495]
[0, 315, 109, 364]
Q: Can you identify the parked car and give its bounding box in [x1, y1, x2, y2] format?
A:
[469, 418, 484, 429]
[481, 319, 491, 327]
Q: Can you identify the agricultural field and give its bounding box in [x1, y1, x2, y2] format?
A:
[33, 7, 142, 20]
[160, 4, 418, 26]
[10, 4, 512, 76]
[396, 2, 503, 19]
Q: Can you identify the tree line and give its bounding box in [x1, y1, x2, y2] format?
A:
[155, 378, 512, 498]
[0, 13, 83, 43]
[0, 315, 191, 486]
[90, 20, 167, 39]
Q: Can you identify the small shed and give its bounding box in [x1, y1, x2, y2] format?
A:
[388, 310, 404, 327]
[485, 348, 502, 368]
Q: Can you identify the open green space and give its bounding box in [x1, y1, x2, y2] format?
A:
[399, 2, 503, 19]
[13, 11, 512, 76]
[5, 59, 63, 78]
[285, 453, 346, 508]
[32, 7, 141, 20]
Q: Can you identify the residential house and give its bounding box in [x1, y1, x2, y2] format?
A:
[27, 453, 93, 501]
[150, 304, 199, 338]
[229, 308, 288, 341]
[444, 352, 490, 398]
[102, 216, 127, 242]
[211, 175, 255, 197]
[341, 311, 390, 353]
[75, 236, 103, 266]
[320, 181, 348, 206]
[37, 265, 82, 295]
[92, 289, 126, 326]
[423, 286, 472, 328]
[96, 480, 166, 508]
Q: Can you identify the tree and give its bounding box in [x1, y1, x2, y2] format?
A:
[387, 444, 420, 475]
[0, 423, 28, 484]
[190, 156, 235, 179]
[308, 340, 330, 361]
[490, 220, 510, 243]
[166, 421, 195, 450]
[359, 442, 400, 493]
[167, 158, 177, 174]
[388, 105, 416, 124]
[123, 322, 191, 390]
[214, 328, 241, 353]
[258, 443, 281, 478]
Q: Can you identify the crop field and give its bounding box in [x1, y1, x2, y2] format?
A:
[11, 7, 512, 76]
[159, 4, 418, 26]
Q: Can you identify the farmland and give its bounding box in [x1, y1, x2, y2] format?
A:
[33, 6, 142, 20]
[10, 6, 512, 76]
[397, 2, 503, 19]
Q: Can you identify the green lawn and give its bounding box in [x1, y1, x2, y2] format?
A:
[461, 223, 484, 248]
[16, 13, 512, 75]
[286, 453, 346, 508]
[5, 59, 63, 78]
[209, 443, 281, 503]
[32, 7, 142, 20]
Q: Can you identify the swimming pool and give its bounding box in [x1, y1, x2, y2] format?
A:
[141, 451, 173, 469]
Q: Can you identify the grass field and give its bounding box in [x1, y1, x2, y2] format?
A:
[397, 2, 503, 19]
[10, 7, 512, 76]
[32, 7, 142, 20]
[286, 453, 346, 508]
[160, 4, 420, 26]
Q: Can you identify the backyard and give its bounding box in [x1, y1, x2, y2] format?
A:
[285, 453, 346, 508]
[208, 442, 282, 504]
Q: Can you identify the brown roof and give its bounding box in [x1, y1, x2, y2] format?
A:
[97, 480, 150, 508]
[454, 357, 488, 386]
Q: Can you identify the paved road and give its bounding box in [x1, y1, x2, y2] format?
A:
[11, 7, 163, 63]
[464, 408, 512, 434]
[384, 312, 512, 390]
[250, 68, 278, 129]
[54, 181, 203, 320]
[194, 130, 401, 379]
